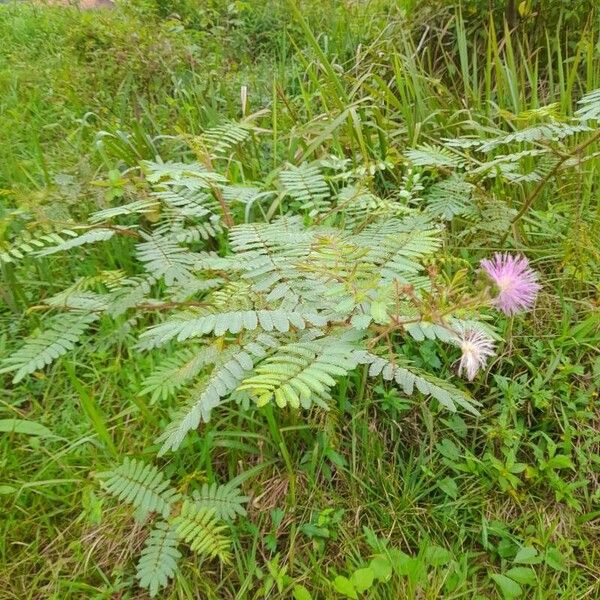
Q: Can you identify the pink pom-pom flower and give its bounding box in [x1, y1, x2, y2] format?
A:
[457, 328, 496, 381]
[480, 253, 541, 316]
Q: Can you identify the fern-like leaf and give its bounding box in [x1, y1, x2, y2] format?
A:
[198, 121, 253, 157]
[143, 160, 226, 187]
[478, 122, 592, 151]
[222, 184, 270, 206]
[357, 222, 441, 284]
[404, 321, 461, 343]
[43, 290, 109, 312]
[151, 186, 219, 218]
[0, 228, 78, 264]
[140, 346, 219, 403]
[97, 458, 180, 518]
[171, 222, 224, 243]
[280, 163, 330, 217]
[136, 233, 197, 286]
[575, 88, 600, 122]
[238, 338, 358, 409]
[35, 228, 116, 256]
[355, 351, 479, 414]
[0, 312, 99, 382]
[229, 218, 315, 303]
[191, 481, 249, 521]
[89, 199, 160, 223]
[424, 175, 477, 220]
[471, 149, 545, 180]
[107, 275, 156, 317]
[157, 335, 278, 453]
[136, 521, 181, 597]
[173, 502, 232, 562]
[405, 144, 464, 168]
[138, 309, 326, 350]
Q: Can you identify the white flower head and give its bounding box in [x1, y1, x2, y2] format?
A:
[457, 328, 495, 381]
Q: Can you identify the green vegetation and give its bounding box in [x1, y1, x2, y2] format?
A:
[1, 1, 598, 598]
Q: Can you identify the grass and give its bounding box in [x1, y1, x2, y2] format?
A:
[1, 0, 599, 598]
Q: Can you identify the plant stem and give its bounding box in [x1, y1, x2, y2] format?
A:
[501, 128, 600, 245]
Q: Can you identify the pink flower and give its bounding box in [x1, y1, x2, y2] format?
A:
[480, 253, 541, 315]
[457, 329, 495, 381]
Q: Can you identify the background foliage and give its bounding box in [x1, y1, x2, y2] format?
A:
[0, 0, 598, 598]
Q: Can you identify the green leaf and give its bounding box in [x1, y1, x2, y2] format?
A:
[351, 313, 372, 329]
[491, 573, 523, 598]
[545, 455, 574, 470]
[436, 438, 461, 460]
[173, 502, 231, 562]
[497, 538, 516, 559]
[369, 555, 392, 582]
[191, 481, 249, 521]
[545, 547, 567, 571]
[577, 510, 600, 524]
[324, 448, 347, 467]
[97, 458, 180, 519]
[424, 545, 453, 566]
[505, 567, 536, 586]
[438, 476, 458, 498]
[370, 301, 388, 324]
[389, 549, 426, 584]
[389, 549, 415, 575]
[0, 419, 56, 438]
[301, 523, 330, 539]
[333, 575, 357, 599]
[513, 546, 541, 564]
[357, 351, 480, 415]
[292, 584, 313, 600]
[0, 312, 98, 383]
[136, 521, 181, 597]
[351, 567, 374, 593]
